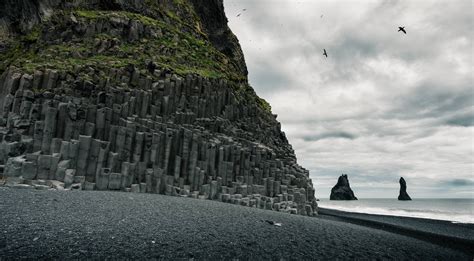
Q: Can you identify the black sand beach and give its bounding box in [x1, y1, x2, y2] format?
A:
[319, 208, 474, 256]
[0, 187, 472, 260]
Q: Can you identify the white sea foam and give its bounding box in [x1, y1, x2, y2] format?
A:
[318, 199, 474, 224]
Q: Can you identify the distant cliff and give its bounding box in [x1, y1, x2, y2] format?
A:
[0, 0, 317, 215]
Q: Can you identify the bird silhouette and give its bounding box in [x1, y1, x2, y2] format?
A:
[236, 8, 246, 17]
[398, 26, 406, 34]
[323, 49, 328, 58]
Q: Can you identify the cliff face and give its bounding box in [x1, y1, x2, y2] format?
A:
[0, 0, 317, 216]
[188, 0, 248, 77]
[0, 0, 248, 80]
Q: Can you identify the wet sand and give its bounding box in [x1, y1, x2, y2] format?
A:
[318, 208, 474, 256]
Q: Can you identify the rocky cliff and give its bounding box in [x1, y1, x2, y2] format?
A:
[0, 0, 317, 216]
[330, 174, 357, 200]
[398, 177, 411, 201]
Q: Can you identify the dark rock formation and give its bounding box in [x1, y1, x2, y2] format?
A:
[398, 177, 412, 200]
[189, 0, 248, 77]
[0, 0, 317, 216]
[0, 0, 248, 79]
[330, 174, 357, 200]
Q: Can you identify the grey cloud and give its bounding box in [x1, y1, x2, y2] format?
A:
[445, 115, 474, 127]
[225, 0, 473, 198]
[444, 109, 474, 127]
[390, 81, 473, 121]
[303, 131, 357, 141]
[248, 61, 291, 94]
[445, 179, 474, 187]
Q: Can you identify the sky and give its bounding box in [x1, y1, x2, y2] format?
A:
[223, 0, 473, 198]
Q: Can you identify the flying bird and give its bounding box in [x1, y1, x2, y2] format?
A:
[323, 49, 328, 58]
[236, 8, 246, 17]
[398, 26, 406, 34]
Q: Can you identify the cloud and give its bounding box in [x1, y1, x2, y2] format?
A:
[225, 0, 473, 198]
[302, 131, 357, 141]
[248, 60, 291, 94]
[445, 179, 474, 187]
[442, 107, 474, 127]
[444, 113, 474, 127]
[389, 80, 473, 120]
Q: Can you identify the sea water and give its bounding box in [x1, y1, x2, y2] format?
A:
[317, 198, 474, 224]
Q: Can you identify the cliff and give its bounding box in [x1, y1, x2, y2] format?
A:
[0, 0, 317, 216]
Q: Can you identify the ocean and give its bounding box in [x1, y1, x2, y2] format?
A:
[317, 198, 474, 224]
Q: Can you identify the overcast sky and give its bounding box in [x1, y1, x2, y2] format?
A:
[224, 0, 473, 198]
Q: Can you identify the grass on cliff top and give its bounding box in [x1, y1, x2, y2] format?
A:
[1, 9, 244, 81]
[0, 6, 271, 113]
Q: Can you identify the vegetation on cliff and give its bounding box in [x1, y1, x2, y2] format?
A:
[2, 10, 236, 76]
[0, 0, 272, 113]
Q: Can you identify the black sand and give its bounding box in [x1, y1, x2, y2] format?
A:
[0, 188, 471, 260]
[319, 207, 474, 254]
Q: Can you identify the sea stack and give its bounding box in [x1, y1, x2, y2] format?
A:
[398, 177, 412, 200]
[330, 174, 357, 200]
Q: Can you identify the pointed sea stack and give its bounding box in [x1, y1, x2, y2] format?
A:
[398, 177, 412, 200]
[330, 174, 357, 200]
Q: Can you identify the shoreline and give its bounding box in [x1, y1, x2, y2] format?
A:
[0, 187, 472, 259]
[318, 204, 474, 225]
[318, 207, 474, 256]
[316, 198, 473, 224]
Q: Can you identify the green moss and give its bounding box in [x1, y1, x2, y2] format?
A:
[76, 10, 161, 27]
[4, 8, 246, 82]
[0, 44, 22, 73]
[22, 26, 41, 43]
[73, 10, 242, 80]
[257, 97, 272, 113]
[76, 10, 101, 19]
[1, 4, 266, 114]
[0, 24, 42, 72]
[173, 0, 187, 5]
